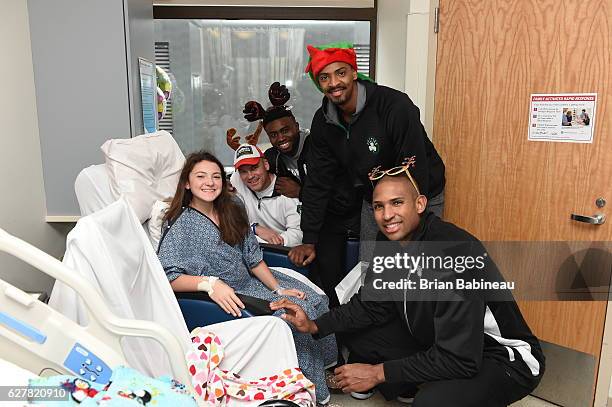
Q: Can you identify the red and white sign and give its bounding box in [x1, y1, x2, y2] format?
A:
[529, 93, 596, 143]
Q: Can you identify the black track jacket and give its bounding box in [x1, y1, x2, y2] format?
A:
[314, 213, 545, 391]
[301, 80, 445, 244]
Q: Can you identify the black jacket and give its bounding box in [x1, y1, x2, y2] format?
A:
[301, 80, 445, 243]
[314, 213, 544, 390]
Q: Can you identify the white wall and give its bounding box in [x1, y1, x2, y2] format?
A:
[375, 0, 411, 91]
[376, 0, 438, 138]
[0, 0, 72, 293]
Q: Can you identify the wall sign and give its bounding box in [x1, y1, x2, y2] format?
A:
[138, 58, 157, 134]
[528, 93, 596, 143]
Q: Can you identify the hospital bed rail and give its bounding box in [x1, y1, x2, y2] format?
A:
[0, 227, 200, 403]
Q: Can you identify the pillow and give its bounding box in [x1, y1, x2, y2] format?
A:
[74, 164, 114, 216]
[101, 131, 184, 223]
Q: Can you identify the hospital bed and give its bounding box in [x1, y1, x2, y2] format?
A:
[50, 195, 303, 375]
[0, 226, 193, 393]
[0, 222, 307, 406]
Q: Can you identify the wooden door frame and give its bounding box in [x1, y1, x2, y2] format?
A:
[595, 298, 612, 406]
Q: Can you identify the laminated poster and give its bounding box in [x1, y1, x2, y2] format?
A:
[529, 93, 596, 143]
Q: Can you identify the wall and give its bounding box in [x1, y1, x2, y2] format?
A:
[125, 0, 157, 136]
[376, 0, 438, 138]
[375, 0, 411, 91]
[28, 0, 154, 218]
[0, 0, 72, 293]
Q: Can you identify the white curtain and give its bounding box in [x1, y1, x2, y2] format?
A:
[199, 24, 305, 164]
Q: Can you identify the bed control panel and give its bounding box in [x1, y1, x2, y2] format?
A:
[63, 343, 112, 384]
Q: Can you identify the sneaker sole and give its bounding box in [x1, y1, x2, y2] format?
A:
[350, 391, 375, 400]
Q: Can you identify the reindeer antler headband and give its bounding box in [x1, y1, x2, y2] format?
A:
[225, 82, 294, 151]
[242, 82, 294, 126]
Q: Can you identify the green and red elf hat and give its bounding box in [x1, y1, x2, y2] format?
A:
[304, 41, 373, 92]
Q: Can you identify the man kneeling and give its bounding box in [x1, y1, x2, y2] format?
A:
[271, 160, 544, 406]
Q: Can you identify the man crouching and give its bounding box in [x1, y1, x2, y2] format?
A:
[271, 159, 544, 406]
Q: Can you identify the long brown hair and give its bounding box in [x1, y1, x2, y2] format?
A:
[165, 151, 249, 246]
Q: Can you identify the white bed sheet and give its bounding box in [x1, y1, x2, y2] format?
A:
[49, 198, 299, 379]
[74, 164, 114, 217]
[50, 198, 189, 378]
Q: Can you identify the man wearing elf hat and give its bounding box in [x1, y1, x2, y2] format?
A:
[289, 42, 446, 306]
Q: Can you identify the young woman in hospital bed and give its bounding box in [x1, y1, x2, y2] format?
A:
[157, 151, 336, 405]
[0, 226, 314, 406]
[45, 132, 326, 404]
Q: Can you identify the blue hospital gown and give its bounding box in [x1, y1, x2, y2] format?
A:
[158, 207, 336, 402]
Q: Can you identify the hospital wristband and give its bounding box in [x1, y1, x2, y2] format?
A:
[272, 285, 285, 295]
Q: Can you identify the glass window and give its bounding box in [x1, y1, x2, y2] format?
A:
[154, 19, 371, 165]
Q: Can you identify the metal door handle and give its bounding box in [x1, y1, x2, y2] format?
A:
[570, 213, 606, 225]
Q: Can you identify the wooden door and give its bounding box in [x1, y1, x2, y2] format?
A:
[433, 1, 611, 405]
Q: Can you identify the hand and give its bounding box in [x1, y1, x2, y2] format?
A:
[288, 244, 316, 267]
[274, 177, 301, 199]
[278, 288, 306, 300]
[209, 279, 245, 317]
[334, 363, 385, 394]
[270, 298, 317, 334]
[255, 225, 285, 246]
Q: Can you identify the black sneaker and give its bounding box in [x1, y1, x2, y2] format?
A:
[396, 387, 417, 404]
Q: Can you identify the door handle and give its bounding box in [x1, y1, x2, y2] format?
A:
[570, 213, 606, 225]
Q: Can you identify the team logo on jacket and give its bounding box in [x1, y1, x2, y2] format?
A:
[367, 137, 379, 153]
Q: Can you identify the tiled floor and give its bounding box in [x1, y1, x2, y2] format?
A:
[327, 392, 558, 406]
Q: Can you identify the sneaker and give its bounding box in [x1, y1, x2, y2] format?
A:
[350, 390, 375, 400]
[396, 395, 414, 404]
[317, 394, 331, 406]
